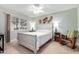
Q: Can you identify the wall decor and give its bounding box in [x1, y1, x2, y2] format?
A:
[20, 19, 27, 30]
[39, 16, 53, 24]
[48, 16, 53, 23]
[11, 17, 19, 30]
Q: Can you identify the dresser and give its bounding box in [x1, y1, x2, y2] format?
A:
[0, 33, 4, 53]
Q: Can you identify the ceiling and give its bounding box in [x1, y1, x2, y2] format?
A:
[0, 4, 78, 17]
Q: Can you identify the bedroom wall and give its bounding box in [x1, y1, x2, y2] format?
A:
[0, 12, 6, 34]
[77, 7, 79, 45]
[52, 8, 78, 34]
[10, 14, 31, 42]
[0, 7, 31, 42]
[34, 8, 78, 35]
[77, 7, 79, 34]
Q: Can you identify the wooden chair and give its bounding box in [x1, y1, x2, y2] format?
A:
[60, 30, 78, 49]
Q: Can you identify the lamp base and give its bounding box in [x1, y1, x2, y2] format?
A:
[55, 28, 57, 32]
[29, 30, 36, 32]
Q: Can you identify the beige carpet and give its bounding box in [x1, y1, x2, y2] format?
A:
[3, 40, 79, 54]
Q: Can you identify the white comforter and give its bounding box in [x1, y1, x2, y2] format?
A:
[19, 30, 51, 36]
[17, 30, 52, 53]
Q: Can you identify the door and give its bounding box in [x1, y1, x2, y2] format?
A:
[5, 14, 10, 43]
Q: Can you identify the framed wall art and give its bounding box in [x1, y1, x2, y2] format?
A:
[39, 16, 53, 24]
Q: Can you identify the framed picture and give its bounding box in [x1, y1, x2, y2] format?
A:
[20, 19, 27, 30]
[39, 16, 53, 24]
[11, 17, 19, 30]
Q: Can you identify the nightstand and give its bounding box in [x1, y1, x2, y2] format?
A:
[54, 32, 61, 42]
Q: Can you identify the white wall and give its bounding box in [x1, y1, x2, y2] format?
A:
[77, 7, 79, 44]
[78, 7, 79, 33]
[34, 8, 78, 35]
[52, 8, 78, 34]
[0, 12, 6, 34]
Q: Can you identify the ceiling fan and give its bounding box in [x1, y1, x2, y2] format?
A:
[31, 4, 44, 14]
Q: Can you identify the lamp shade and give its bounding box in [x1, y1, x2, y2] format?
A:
[29, 21, 36, 32]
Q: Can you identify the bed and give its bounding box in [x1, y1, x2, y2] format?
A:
[17, 24, 53, 53]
